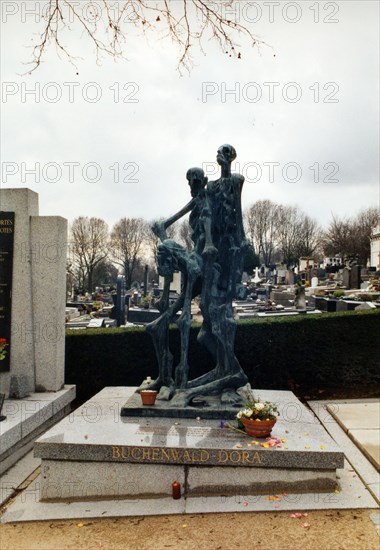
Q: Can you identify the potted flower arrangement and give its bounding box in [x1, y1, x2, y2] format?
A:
[236, 392, 279, 438]
[140, 390, 158, 406]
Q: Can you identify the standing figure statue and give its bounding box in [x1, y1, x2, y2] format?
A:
[145, 145, 249, 408]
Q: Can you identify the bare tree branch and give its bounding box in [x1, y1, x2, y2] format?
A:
[22, 0, 262, 74]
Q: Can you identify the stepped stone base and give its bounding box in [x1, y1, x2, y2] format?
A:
[0, 385, 76, 475]
[34, 387, 344, 501]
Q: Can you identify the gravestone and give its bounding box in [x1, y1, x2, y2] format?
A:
[336, 300, 361, 312]
[317, 268, 326, 279]
[311, 277, 319, 288]
[143, 265, 149, 297]
[342, 267, 351, 289]
[315, 297, 338, 312]
[285, 270, 295, 285]
[276, 269, 286, 284]
[0, 189, 67, 396]
[115, 275, 126, 326]
[350, 265, 361, 289]
[252, 267, 261, 283]
[294, 285, 306, 310]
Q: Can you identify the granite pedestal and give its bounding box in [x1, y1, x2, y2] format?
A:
[34, 387, 344, 502]
[0, 385, 76, 474]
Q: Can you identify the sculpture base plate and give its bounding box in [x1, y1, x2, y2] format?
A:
[121, 391, 242, 419]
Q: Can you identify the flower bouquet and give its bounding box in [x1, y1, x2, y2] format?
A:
[236, 392, 280, 438]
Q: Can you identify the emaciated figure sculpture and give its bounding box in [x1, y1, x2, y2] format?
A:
[145, 145, 249, 408]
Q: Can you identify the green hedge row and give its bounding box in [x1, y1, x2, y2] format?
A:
[65, 310, 380, 400]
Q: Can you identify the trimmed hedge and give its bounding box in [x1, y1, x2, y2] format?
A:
[65, 310, 380, 400]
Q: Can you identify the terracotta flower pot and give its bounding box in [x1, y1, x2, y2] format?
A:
[241, 417, 277, 438]
[140, 390, 158, 406]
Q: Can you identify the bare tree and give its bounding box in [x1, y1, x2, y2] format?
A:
[323, 215, 354, 259]
[71, 217, 109, 292]
[24, 0, 261, 74]
[276, 205, 305, 268]
[245, 200, 279, 266]
[323, 208, 379, 264]
[110, 217, 148, 287]
[295, 214, 322, 259]
[246, 201, 322, 267]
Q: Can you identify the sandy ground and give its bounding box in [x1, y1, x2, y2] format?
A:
[1, 510, 379, 550]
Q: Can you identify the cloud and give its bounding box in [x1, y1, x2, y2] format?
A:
[1, 0, 379, 229]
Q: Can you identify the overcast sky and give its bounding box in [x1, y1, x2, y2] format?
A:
[1, 0, 379, 229]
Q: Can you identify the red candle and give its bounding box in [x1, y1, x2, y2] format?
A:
[172, 481, 181, 499]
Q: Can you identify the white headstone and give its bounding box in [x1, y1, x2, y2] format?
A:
[311, 277, 319, 288]
[253, 267, 261, 284]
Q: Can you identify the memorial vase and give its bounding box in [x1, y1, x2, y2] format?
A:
[241, 417, 277, 438]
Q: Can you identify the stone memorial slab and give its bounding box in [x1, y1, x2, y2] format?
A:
[29, 387, 347, 501]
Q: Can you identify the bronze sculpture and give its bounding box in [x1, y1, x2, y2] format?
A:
[145, 145, 249, 409]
